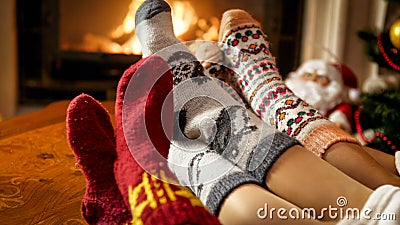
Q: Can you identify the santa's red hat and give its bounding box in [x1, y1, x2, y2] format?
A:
[332, 63, 360, 102]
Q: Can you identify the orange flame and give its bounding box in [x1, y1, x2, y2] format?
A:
[78, 1, 219, 55]
[171, 1, 198, 37]
[109, 0, 198, 55]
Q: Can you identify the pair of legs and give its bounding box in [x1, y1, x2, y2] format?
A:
[132, 1, 399, 225]
[362, 145, 399, 175]
[67, 91, 400, 225]
[219, 145, 372, 225]
[194, 9, 400, 190]
[66, 69, 373, 225]
[66, 1, 400, 224]
[325, 143, 399, 189]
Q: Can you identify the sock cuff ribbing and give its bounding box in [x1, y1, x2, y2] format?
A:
[247, 132, 300, 182]
[206, 171, 259, 216]
[302, 124, 360, 157]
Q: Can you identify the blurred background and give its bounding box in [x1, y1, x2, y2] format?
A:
[0, 0, 399, 120]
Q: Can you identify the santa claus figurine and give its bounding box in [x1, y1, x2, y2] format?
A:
[286, 59, 359, 133]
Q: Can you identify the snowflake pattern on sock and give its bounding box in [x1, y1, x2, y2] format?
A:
[167, 51, 210, 86]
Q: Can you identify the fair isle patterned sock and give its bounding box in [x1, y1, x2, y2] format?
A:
[168, 140, 260, 215]
[66, 94, 131, 225]
[219, 9, 359, 156]
[196, 42, 247, 105]
[194, 42, 299, 182]
[135, 0, 299, 186]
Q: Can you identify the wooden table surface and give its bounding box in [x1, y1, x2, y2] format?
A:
[0, 100, 115, 225]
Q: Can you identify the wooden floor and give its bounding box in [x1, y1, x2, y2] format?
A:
[0, 101, 115, 225]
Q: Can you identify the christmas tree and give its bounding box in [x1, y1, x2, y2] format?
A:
[356, 0, 400, 154]
[356, 90, 400, 155]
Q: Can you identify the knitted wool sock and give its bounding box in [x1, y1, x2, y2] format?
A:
[135, 0, 299, 184]
[135, 0, 183, 58]
[196, 42, 247, 105]
[66, 94, 131, 225]
[114, 55, 221, 224]
[337, 185, 400, 225]
[219, 9, 359, 156]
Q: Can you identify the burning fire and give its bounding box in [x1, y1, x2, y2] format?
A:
[79, 0, 219, 55]
[107, 0, 198, 55]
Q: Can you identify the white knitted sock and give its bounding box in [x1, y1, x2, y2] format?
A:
[172, 83, 299, 182]
[135, 0, 299, 181]
[168, 139, 259, 215]
[135, 0, 183, 58]
[196, 41, 247, 105]
[135, 1, 266, 216]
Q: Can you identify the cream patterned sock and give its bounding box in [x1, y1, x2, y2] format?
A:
[219, 9, 359, 157]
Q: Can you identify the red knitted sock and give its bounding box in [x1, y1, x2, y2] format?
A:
[114, 55, 221, 225]
[66, 94, 131, 225]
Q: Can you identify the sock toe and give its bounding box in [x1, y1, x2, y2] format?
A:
[195, 42, 224, 63]
[135, 0, 171, 26]
[219, 9, 261, 41]
[67, 93, 131, 224]
[135, 0, 180, 57]
[67, 94, 115, 152]
[67, 93, 116, 183]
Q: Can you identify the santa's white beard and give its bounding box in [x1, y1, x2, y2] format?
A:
[286, 78, 344, 115]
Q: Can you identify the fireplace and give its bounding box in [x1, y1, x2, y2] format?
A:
[17, 0, 304, 103]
